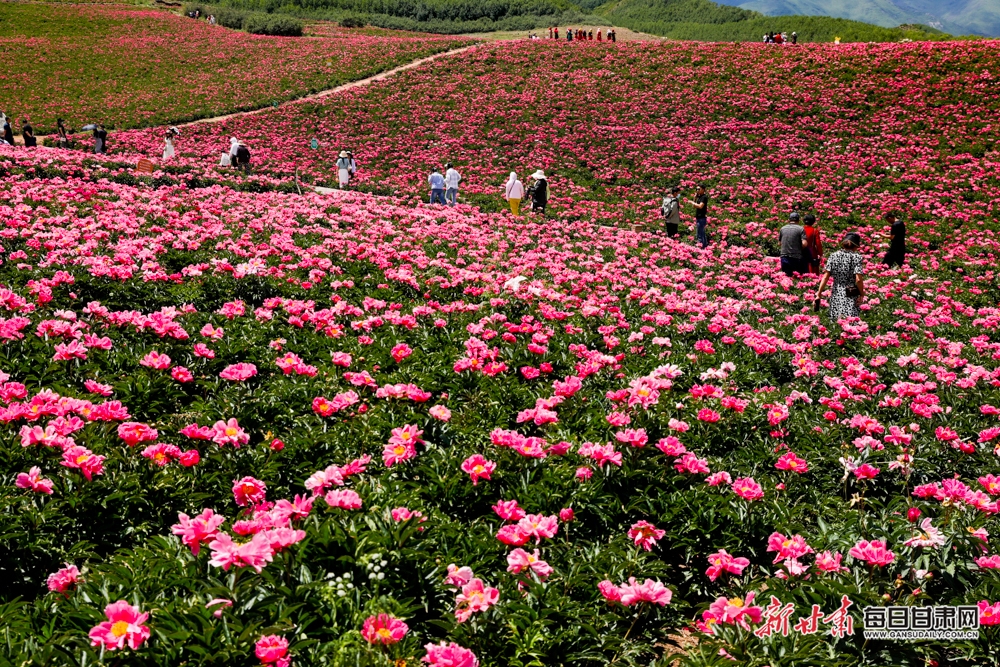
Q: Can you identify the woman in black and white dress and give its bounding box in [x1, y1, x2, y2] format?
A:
[814, 232, 865, 321]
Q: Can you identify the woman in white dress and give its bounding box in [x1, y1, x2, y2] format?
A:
[336, 151, 352, 188]
[162, 127, 178, 160]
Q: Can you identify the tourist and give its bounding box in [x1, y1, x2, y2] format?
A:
[347, 151, 357, 179]
[163, 127, 178, 160]
[229, 137, 241, 168]
[688, 185, 708, 248]
[22, 119, 36, 148]
[589, 30, 594, 40]
[803, 214, 822, 273]
[90, 124, 107, 153]
[598, 29, 603, 42]
[57, 119, 69, 148]
[428, 167, 446, 205]
[234, 141, 251, 172]
[554, 27, 559, 40]
[527, 170, 548, 214]
[778, 212, 807, 276]
[661, 186, 681, 238]
[209, 14, 216, 25]
[610, 29, 617, 42]
[567, 29, 573, 42]
[444, 162, 461, 207]
[882, 212, 906, 268]
[791, 32, 798, 45]
[814, 232, 865, 321]
[548, 27, 553, 39]
[2, 114, 13, 146]
[774, 32, 783, 45]
[505, 171, 524, 216]
[336, 150, 352, 188]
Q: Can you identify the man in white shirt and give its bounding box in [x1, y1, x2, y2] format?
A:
[444, 163, 461, 207]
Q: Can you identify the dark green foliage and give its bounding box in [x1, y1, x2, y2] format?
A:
[183, 3, 305, 35]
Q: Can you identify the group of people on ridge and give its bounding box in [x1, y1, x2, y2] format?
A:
[764, 31, 797, 44]
[549, 27, 616, 42]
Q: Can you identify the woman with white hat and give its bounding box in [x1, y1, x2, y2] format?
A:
[527, 170, 548, 214]
[504, 171, 525, 216]
[336, 151, 352, 189]
[229, 137, 240, 166]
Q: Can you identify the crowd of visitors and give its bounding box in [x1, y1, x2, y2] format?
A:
[763, 31, 798, 44]
[549, 27, 616, 42]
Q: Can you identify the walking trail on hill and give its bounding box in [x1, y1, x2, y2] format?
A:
[176, 42, 481, 130]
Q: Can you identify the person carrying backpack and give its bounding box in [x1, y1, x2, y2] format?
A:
[661, 187, 681, 238]
[235, 142, 251, 172]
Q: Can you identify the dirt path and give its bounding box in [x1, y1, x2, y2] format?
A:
[7, 42, 480, 145]
[175, 43, 480, 130]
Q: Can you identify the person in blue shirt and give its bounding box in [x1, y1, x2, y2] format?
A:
[428, 169, 446, 205]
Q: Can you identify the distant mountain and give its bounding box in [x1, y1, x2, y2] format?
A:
[712, 0, 1000, 35]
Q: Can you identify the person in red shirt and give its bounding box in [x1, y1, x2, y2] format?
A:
[803, 214, 823, 274]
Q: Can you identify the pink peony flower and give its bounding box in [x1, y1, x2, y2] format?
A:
[60, 446, 105, 480]
[118, 421, 158, 446]
[454, 578, 499, 623]
[979, 601, 1000, 626]
[493, 499, 526, 521]
[628, 520, 665, 551]
[598, 579, 622, 602]
[903, 518, 947, 548]
[705, 549, 750, 581]
[814, 551, 849, 574]
[172, 508, 226, 555]
[232, 476, 267, 507]
[16, 466, 54, 494]
[732, 477, 764, 501]
[88, 600, 151, 651]
[849, 539, 895, 567]
[46, 563, 80, 593]
[324, 489, 363, 510]
[212, 418, 249, 447]
[618, 577, 673, 606]
[255, 634, 289, 664]
[391, 343, 413, 362]
[219, 363, 257, 381]
[208, 532, 274, 573]
[774, 452, 809, 474]
[139, 350, 171, 370]
[423, 642, 479, 667]
[362, 614, 409, 645]
[506, 548, 553, 579]
[429, 404, 452, 421]
[171, 366, 193, 383]
[445, 564, 474, 587]
[708, 592, 763, 629]
[853, 463, 880, 480]
[460, 454, 496, 486]
[516, 514, 559, 543]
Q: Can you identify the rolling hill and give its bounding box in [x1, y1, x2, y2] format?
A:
[713, 0, 1000, 36]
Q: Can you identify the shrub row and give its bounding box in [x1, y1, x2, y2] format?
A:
[183, 2, 304, 35]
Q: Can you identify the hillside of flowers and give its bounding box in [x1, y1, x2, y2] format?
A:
[0, 3, 469, 134]
[111, 38, 1000, 236]
[3, 29, 1000, 667]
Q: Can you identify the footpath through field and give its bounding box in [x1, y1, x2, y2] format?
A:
[176, 43, 481, 130]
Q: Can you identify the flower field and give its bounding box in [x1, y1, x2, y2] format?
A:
[0, 3, 469, 134]
[111, 38, 1000, 235]
[3, 22, 1000, 667]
